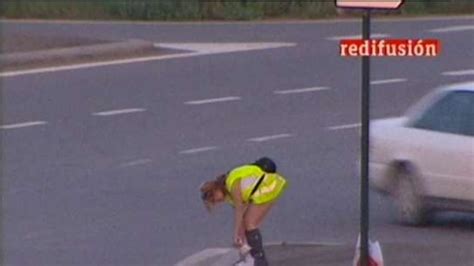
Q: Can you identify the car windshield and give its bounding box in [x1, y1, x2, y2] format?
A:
[411, 90, 474, 136]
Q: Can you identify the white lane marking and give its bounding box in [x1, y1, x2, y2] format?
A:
[274, 86, 329, 94]
[174, 248, 231, 266]
[1, 42, 296, 78]
[441, 69, 474, 76]
[0, 52, 199, 78]
[327, 123, 361, 130]
[156, 42, 296, 54]
[185, 96, 241, 105]
[0, 121, 47, 129]
[92, 108, 146, 116]
[326, 33, 389, 41]
[429, 25, 474, 33]
[179, 146, 219, 154]
[371, 78, 407, 85]
[119, 158, 152, 168]
[247, 133, 293, 142]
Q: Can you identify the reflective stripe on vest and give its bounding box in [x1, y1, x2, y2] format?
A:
[250, 173, 287, 205]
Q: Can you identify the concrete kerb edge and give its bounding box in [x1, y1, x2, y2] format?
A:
[1, 14, 473, 25]
[265, 240, 344, 247]
[175, 241, 345, 266]
[0, 39, 156, 68]
[211, 241, 347, 266]
[174, 248, 232, 266]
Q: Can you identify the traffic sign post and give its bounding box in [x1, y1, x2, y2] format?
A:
[335, 1, 404, 266]
[360, 9, 371, 266]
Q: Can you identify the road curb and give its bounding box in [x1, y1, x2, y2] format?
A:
[265, 240, 344, 247]
[174, 248, 232, 266]
[0, 39, 156, 69]
[1, 15, 473, 26]
[209, 241, 346, 266]
[174, 241, 345, 266]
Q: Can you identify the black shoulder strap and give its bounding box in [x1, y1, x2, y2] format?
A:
[250, 174, 265, 197]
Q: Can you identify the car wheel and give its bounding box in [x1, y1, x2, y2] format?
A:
[394, 170, 427, 226]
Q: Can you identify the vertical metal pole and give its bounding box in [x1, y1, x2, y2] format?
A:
[360, 9, 371, 266]
[0, 21, 4, 266]
[0, 26, 4, 266]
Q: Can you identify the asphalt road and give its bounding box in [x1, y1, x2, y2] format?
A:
[1, 17, 474, 266]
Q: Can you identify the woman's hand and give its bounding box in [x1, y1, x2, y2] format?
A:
[233, 232, 245, 247]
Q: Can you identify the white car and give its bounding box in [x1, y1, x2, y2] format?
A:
[370, 82, 474, 225]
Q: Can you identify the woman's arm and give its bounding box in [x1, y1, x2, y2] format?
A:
[231, 180, 246, 246]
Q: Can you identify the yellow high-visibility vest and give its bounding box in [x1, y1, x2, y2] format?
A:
[226, 165, 287, 205]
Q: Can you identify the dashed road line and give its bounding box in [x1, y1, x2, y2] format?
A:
[326, 33, 389, 41]
[0, 121, 48, 130]
[185, 96, 241, 105]
[327, 123, 361, 130]
[247, 133, 293, 142]
[179, 146, 219, 154]
[429, 25, 474, 33]
[441, 69, 474, 76]
[92, 108, 146, 116]
[274, 86, 329, 94]
[119, 158, 152, 168]
[371, 78, 407, 85]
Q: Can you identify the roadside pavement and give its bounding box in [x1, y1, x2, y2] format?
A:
[179, 241, 474, 266]
[0, 31, 177, 71]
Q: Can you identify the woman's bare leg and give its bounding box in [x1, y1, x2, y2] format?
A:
[243, 203, 274, 266]
[244, 202, 275, 230]
[255, 202, 275, 228]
